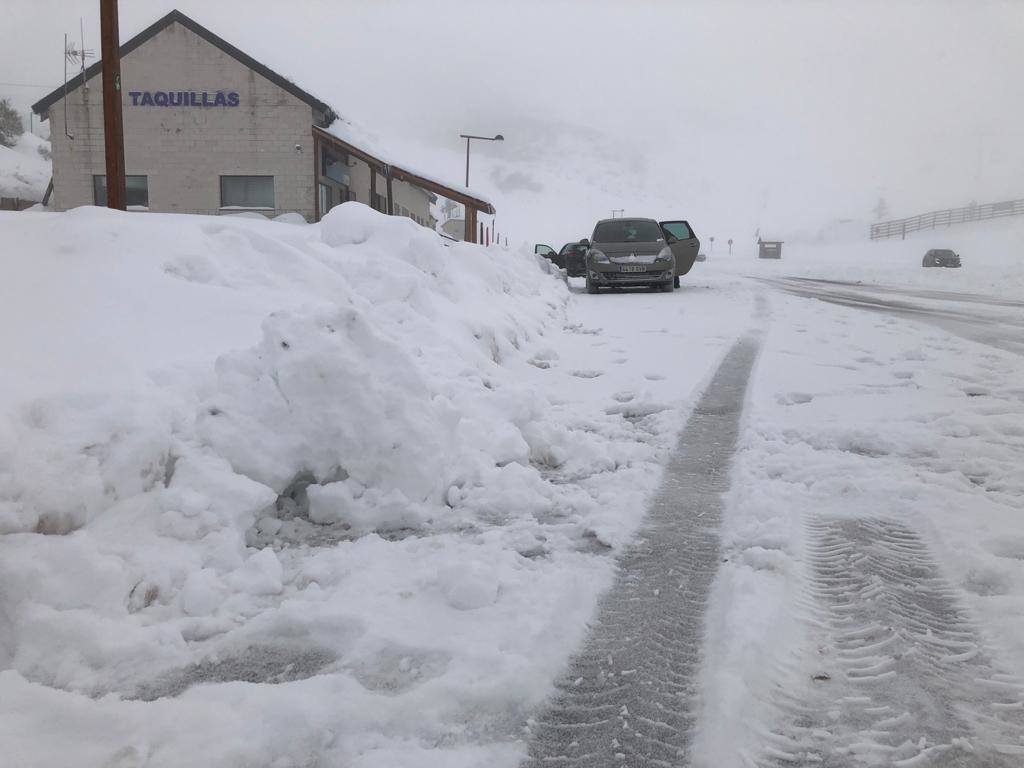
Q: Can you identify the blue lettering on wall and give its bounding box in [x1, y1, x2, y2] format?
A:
[128, 90, 240, 108]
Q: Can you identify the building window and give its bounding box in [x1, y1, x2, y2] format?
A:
[220, 176, 274, 209]
[93, 175, 149, 207]
[372, 193, 387, 213]
[321, 147, 351, 185]
[319, 183, 332, 216]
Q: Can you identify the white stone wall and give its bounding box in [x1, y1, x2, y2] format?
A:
[47, 20, 316, 220]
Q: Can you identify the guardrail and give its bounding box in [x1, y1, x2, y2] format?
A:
[870, 198, 1024, 240]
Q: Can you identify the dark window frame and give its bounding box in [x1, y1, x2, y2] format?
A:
[93, 175, 149, 207]
[219, 175, 275, 209]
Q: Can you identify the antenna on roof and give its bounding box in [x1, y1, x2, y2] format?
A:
[61, 20, 94, 142]
[63, 33, 74, 140]
[65, 20, 95, 73]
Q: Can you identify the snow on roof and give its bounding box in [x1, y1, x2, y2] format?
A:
[321, 119, 495, 212]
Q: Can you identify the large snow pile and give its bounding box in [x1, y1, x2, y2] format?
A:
[0, 132, 50, 200]
[0, 203, 703, 767]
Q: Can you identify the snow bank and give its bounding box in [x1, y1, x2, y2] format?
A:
[0, 132, 50, 200]
[0, 202, 717, 766]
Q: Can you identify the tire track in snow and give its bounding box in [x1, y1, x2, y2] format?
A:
[754, 517, 1024, 767]
[522, 333, 762, 767]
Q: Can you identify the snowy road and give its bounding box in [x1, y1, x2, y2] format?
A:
[524, 328, 762, 766]
[761, 276, 1024, 356]
[522, 276, 1024, 766]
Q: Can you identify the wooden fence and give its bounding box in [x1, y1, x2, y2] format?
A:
[871, 198, 1024, 240]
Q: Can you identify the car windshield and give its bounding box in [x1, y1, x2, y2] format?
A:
[593, 220, 664, 243]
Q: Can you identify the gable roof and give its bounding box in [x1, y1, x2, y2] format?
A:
[32, 9, 337, 125]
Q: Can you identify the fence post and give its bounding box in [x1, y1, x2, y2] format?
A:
[901, 221, 906, 240]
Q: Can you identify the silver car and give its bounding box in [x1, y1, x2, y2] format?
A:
[581, 218, 700, 293]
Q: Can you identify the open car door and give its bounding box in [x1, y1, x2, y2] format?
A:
[534, 244, 565, 269]
[659, 221, 701, 278]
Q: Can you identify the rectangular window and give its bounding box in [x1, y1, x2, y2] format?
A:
[321, 147, 351, 186]
[220, 176, 274, 209]
[318, 183, 332, 217]
[372, 193, 387, 213]
[93, 175, 149, 207]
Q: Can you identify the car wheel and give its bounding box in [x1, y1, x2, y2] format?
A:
[673, 276, 681, 289]
[586, 275, 599, 294]
[661, 280, 674, 292]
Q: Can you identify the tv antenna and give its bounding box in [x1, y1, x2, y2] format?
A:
[62, 19, 95, 140]
[65, 19, 95, 74]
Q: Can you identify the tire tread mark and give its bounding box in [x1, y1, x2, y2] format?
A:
[522, 336, 762, 767]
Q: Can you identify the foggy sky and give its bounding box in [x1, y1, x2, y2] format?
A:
[3, 0, 1022, 241]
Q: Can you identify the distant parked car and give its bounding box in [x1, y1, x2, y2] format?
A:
[581, 217, 700, 293]
[696, 253, 707, 262]
[922, 248, 961, 268]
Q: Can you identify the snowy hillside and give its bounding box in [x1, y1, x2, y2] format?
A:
[0, 132, 50, 200]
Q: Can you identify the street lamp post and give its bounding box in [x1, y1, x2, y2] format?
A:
[459, 133, 504, 188]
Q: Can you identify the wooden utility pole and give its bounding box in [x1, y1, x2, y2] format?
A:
[100, 0, 126, 210]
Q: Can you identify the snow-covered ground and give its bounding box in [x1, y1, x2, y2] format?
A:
[697, 283, 1024, 764]
[0, 132, 50, 201]
[2, 201, 1022, 766]
[0, 204, 749, 767]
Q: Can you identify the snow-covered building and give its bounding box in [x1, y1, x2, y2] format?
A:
[31, 9, 492, 234]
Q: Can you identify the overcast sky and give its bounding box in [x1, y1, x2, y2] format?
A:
[3, 0, 1022, 240]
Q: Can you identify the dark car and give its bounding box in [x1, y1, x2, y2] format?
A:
[923, 249, 961, 268]
[534, 243, 564, 269]
[534, 242, 589, 276]
[581, 218, 700, 293]
[560, 242, 588, 277]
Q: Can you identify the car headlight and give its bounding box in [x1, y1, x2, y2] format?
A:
[590, 249, 610, 263]
[656, 246, 673, 261]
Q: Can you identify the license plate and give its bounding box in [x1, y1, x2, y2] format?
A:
[620, 265, 646, 273]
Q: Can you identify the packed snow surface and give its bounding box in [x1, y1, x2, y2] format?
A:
[0, 203, 749, 766]
[3, 200, 1022, 766]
